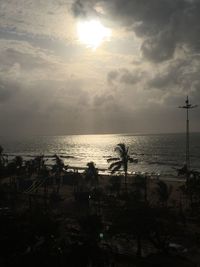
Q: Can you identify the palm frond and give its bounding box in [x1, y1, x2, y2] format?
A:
[111, 165, 122, 174]
[115, 143, 129, 158]
[115, 143, 125, 155]
[117, 143, 126, 150]
[107, 157, 120, 163]
[108, 161, 122, 170]
[114, 144, 122, 154]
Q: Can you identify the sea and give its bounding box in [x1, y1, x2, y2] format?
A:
[0, 133, 200, 177]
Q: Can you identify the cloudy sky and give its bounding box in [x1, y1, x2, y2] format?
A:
[0, 0, 199, 135]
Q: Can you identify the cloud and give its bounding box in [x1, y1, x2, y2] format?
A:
[0, 1, 75, 40]
[0, 76, 95, 135]
[119, 68, 145, 85]
[148, 55, 200, 93]
[0, 0, 199, 135]
[72, 0, 200, 122]
[0, 36, 100, 134]
[141, 29, 176, 62]
[72, 0, 97, 18]
[107, 68, 146, 86]
[93, 94, 114, 107]
[107, 70, 119, 84]
[72, 0, 200, 62]
[0, 39, 63, 74]
[0, 79, 20, 103]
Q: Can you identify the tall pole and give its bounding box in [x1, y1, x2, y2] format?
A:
[186, 103, 189, 169]
[179, 96, 198, 172]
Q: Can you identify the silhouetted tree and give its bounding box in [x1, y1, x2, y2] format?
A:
[107, 143, 138, 192]
[110, 197, 179, 257]
[180, 171, 200, 208]
[25, 159, 35, 177]
[85, 161, 99, 189]
[0, 145, 7, 178]
[156, 181, 172, 207]
[52, 154, 68, 193]
[110, 198, 152, 257]
[78, 214, 107, 265]
[14, 156, 23, 175]
[33, 155, 46, 177]
[6, 156, 23, 187]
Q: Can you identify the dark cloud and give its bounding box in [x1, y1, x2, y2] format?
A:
[141, 30, 176, 62]
[148, 56, 200, 92]
[72, 0, 97, 18]
[107, 70, 119, 84]
[107, 68, 145, 85]
[119, 68, 144, 85]
[72, 0, 200, 62]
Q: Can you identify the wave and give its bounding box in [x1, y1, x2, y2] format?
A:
[6, 153, 77, 160]
[147, 160, 181, 167]
[60, 155, 76, 159]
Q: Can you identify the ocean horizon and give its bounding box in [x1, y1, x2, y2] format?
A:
[0, 132, 200, 176]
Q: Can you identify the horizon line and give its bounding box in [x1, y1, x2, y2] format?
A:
[1, 131, 200, 138]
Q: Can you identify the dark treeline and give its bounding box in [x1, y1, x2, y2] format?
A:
[0, 144, 199, 267]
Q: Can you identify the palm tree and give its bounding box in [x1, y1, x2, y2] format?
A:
[33, 155, 46, 177]
[156, 180, 172, 207]
[52, 154, 68, 193]
[14, 156, 23, 175]
[13, 155, 24, 188]
[0, 145, 4, 164]
[0, 145, 7, 178]
[107, 143, 138, 192]
[180, 171, 200, 209]
[85, 161, 99, 189]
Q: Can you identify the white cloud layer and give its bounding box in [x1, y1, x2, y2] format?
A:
[0, 0, 199, 135]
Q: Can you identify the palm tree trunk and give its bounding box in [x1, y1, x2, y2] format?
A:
[56, 176, 61, 193]
[125, 171, 128, 192]
[144, 176, 147, 203]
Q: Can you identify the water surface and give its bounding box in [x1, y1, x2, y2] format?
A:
[0, 133, 200, 176]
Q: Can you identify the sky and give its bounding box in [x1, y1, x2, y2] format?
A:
[0, 0, 199, 135]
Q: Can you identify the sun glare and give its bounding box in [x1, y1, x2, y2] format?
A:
[77, 20, 111, 50]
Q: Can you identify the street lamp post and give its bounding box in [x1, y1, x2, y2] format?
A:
[179, 96, 198, 173]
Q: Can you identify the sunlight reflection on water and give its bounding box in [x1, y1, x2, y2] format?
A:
[0, 133, 200, 175]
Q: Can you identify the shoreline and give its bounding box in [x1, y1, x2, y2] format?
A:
[3, 153, 200, 179]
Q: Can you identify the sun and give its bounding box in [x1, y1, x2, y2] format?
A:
[77, 20, 111, 50]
